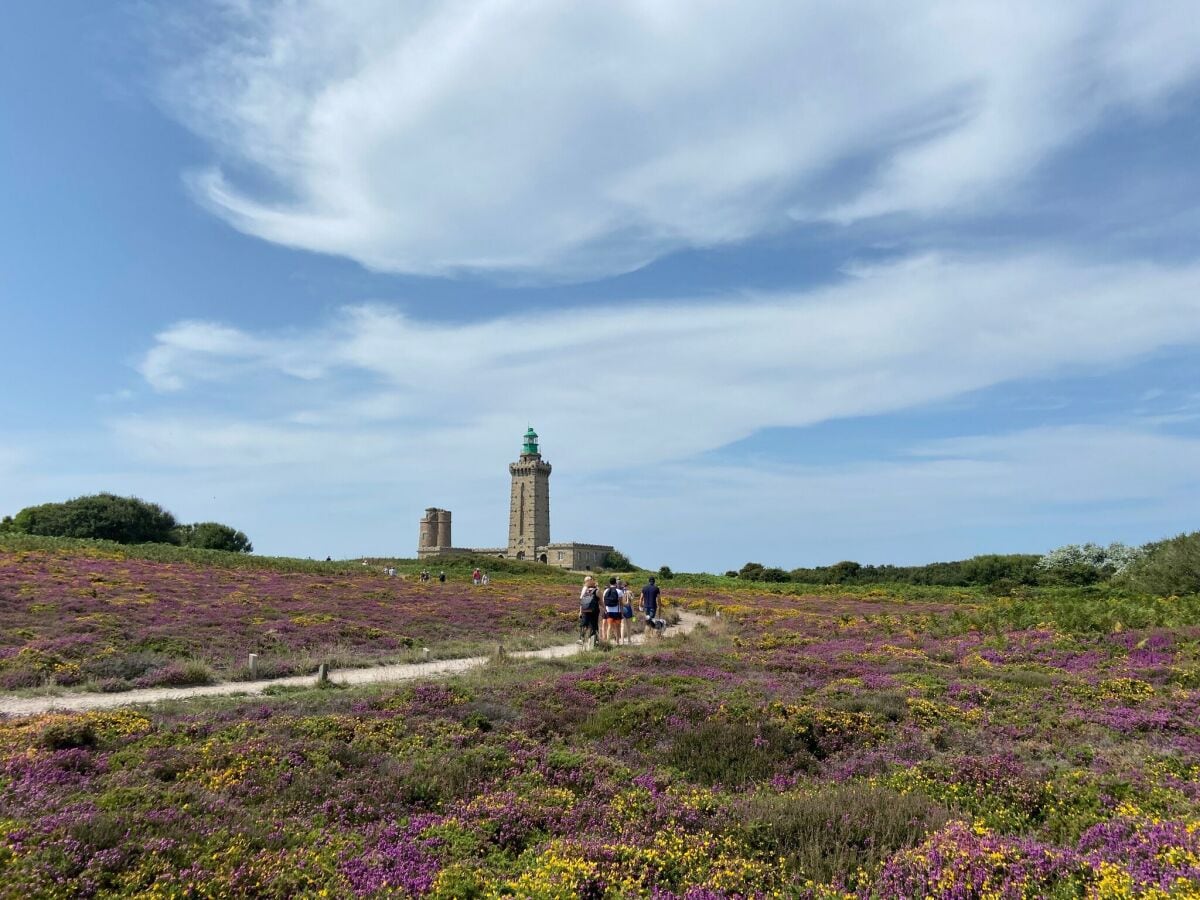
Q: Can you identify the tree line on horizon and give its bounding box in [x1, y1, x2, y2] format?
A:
[0, 493, 252, 554]
[731, 531, 1200, 597]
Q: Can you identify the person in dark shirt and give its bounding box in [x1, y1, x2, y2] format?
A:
[641, 577, 661, 631]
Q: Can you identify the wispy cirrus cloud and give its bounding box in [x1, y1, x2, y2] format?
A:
[154, 1, 1200, 280]
[126, 252, 1200, 474]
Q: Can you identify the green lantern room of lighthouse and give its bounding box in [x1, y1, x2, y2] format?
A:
[522, 427, 540, 456]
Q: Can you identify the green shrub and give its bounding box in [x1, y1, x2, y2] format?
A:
[580, 699, 676, 741]
[739, 784, 951, 885]
[174, 522, 253, 553]
[739, 562, 765, 580]
[1118, 531, 1200, 597]
[602, 549, 633, 570]
[37, 719, 98, 750]
[399, 745, 510, 805]
[12, 493, 178, 544]
[667, 720, 813, 786]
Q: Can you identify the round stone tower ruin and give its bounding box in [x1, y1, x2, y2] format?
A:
[418, 507, 452, 552]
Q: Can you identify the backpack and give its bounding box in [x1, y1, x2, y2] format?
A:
[603, 586, 621, 612]
[580, 587, 599, 612]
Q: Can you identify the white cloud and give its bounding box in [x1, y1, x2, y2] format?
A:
[156, 0, 1200, 279]
[127, 252, 1200, 473]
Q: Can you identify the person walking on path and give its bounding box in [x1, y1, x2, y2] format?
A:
[619, 580, 635, 645]
[578, 576, 601, 648]
[438, 571, 446, 584]
[602, 577, 623, 645]
[641, 576, 662, 635]
[472, 567, 482, 585]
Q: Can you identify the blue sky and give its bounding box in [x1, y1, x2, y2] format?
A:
[3, 1, 1199, 572]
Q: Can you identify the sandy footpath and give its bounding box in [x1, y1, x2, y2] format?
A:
[0, 611, 708, 717]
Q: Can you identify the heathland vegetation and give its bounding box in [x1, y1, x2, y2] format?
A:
[1, 531, 1198, 896]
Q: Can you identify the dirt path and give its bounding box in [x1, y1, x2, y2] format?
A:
[0, 611, 709, 717]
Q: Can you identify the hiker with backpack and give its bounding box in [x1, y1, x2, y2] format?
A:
[601, 577, 623, 645]
[578, 575, 601, 647]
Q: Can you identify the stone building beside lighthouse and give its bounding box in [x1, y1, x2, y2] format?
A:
[417, 427, 615, 570]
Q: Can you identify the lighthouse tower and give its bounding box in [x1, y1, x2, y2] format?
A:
[507, 427, 551, 560]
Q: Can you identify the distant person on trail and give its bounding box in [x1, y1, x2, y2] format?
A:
[472, 567, 482, 585]
[602, 577, 623, 645]
[481, 571, 489, 585]
[641, 577, 661, 634]
[438, 571, 446, 584]
[619, 580, 634, 644]
[578, 576, 600, 647]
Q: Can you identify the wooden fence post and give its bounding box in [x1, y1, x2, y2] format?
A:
[248, 653, 258, 680]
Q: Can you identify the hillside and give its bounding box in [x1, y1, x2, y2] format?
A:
[1, 542, 1199, 896]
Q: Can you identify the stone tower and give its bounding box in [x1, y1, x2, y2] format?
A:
[418, 507, 451, 552]
[507, 427, 551, 559]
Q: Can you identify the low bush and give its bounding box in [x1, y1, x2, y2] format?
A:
[133, 661, 214, 689]
[829, 690, 909, 722]
[579, 698, 676, 741]
[667, 720, 813, 786]
[739, 784, 952, 885]
[0, 667, 44, 690]
[80, 651, 173, 683]
[37, 719, 98, 750]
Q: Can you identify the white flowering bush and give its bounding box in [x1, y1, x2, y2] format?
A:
[1037, 542, 1145, 584]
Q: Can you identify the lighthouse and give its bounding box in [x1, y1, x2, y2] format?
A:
[506, 427, 551, 560]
